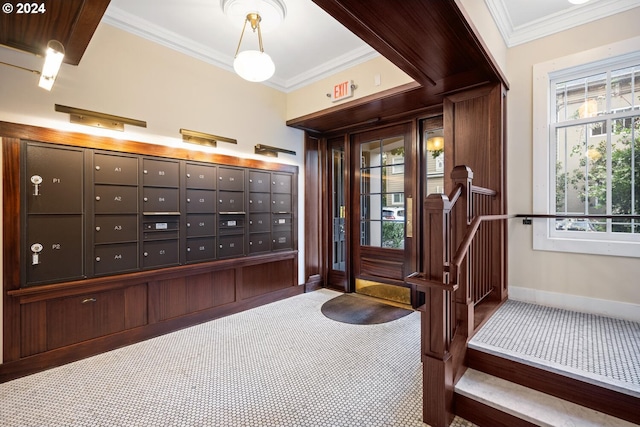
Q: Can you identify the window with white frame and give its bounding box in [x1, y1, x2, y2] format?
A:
[533, 44, 640, 258]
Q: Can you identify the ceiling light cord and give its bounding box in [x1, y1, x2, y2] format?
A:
[234, 13, 264, 58]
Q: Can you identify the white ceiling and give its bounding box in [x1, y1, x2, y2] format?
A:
[102, 0, 640, 93]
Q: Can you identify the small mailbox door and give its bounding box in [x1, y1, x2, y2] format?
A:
[186, 237, 216, 263]
[94, 153, 138, 185]
[142, 159, 179, 187]
[272, 173, 292, 193]
[94, 243, 139, 275]
[142, 239, 179, 268]
[94, 215, 138, 244]
[248, 192, 270, 212]
[94, 185, 138, 214]
[186, 189, 216, 213]
[249, 213, 270, 233]
[218, 167, 244, 191]
[218, 234, 245, 258]
[186, 214, 216, 237]
[249, 233, 271, 254]
[272, 194, 292, 213]
[272, 231, 293, 251]
[249, 171, 270, 192]
[143, 187, 179, 213]
[186, 163, 216, 190]
[218, 191, 245, 213]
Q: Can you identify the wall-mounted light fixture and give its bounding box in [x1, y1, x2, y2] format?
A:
[0, 40, 65, 91]
[254, 144, 296, 157]
[55, 104, 147, 131]
[180, 128, 238, 148]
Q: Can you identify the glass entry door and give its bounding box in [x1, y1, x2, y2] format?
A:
[352, 124, 415, 305]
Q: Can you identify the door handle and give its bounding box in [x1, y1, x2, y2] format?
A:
[406, 197, 413, 238]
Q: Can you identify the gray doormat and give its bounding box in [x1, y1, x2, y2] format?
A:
[321, 293, 413, 325]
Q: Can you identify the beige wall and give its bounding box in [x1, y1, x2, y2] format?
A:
[505, 8, 640, 318]
[286, 55, 413, 120]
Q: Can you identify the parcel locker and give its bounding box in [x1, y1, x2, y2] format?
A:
[249, 213, 270, 233]
[94, 243, 139, 275]
[186, 163, 216, 190]
[248, 192, 270, 212]
[186, 214, 216, 237]
[94, 185, 138, 214]
[272, 173, 292, 193]
[142, 239, 179, 268]
[249, 233, 271, 254]
[142, 187, 179, 213]
[248, 171, 270, 192]
[186, 189, 216, 213]
[94, 153, 138, 185]
[185, 237, 216, 263]
[218, 191, 245, 213]
[218, 234, 245, 258]
[272, 230, 293, 251]
[142, 158, 179, 187]
[94, 215, 138, 244]
[272, 193, 292, 213]
[217, 167, 244, 191]
[26, 215, 84, 285]
[26, 143, 83, 214]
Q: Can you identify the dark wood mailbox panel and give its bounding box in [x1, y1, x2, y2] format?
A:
[186, 237, 216, 263]
[94, 243, 139, 275]
[249, 171, 271, 192]
[94, 153, 138, 185]
[142, 239, 180, 269]
[186, 189, 216, 213]
[26, 215, 84, 286]
[142, 158, 180, 188]
[272, 231, 293, 251]
[218, 191, 245, 213]
[186, 163, 216, 190]
[143, 187, 180, 213]
[249, 232, 271, 254]
[46, 288, 126, 350]
[218, 234, 245, 259]
[249, 213, 271, 233]
[272, 193, 292, 213]
[272, 173, 292, 193]
[249, 192, 270, 212]
[26, 143, 83, 214]
[186, 214, 216, 237]
[218, 167, 244, 191]
[94, 185, 138, 214]
[94, 215, 138, 244]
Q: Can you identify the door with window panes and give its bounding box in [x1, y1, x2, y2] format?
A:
[351, 123, 415, 304]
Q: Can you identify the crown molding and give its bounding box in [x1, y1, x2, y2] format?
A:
[485, 0, 640, 47]
[103, 5, 378, 93]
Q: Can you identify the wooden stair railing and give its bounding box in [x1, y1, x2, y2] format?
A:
[406, 165, 508, 427]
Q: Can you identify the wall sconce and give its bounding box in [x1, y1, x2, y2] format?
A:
[55, 104, 147, 131]
[0, 40, 65, 91]
[426, 136, 444, 158]
[180, 129, 238, 148]
[255, 144, 296, 157]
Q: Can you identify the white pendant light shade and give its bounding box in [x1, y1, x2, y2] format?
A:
[233, 49, 275, 82]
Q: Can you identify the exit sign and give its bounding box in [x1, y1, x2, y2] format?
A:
[331, 80, 353, 102]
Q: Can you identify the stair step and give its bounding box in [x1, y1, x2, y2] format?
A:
[455, 369, 637, 427]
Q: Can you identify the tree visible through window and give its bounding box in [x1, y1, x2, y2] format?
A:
[551, 61, 640, 237]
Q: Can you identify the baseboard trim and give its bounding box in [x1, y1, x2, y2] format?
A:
[509, 286, 640, 322]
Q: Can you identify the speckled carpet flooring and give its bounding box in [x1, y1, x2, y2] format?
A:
[0, 288, 474, 427]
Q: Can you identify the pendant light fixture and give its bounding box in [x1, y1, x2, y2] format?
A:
[222, 0, 286, 83]
[233, 12, 275, 82]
